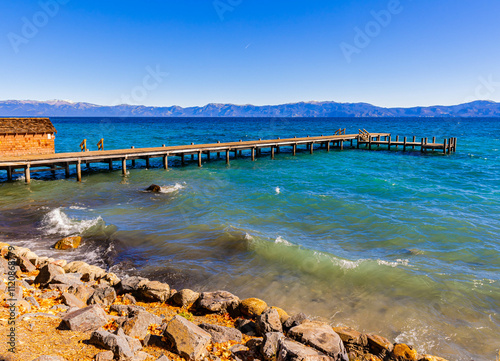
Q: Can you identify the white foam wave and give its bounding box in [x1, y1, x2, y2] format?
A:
[377, 258, 409, 267]
[275, 236, 292, 246]
[275, 187, 280, 194]
[40, 208, 103, 236]
[160, 183, 185, 194]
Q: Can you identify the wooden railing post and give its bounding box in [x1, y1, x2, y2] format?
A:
[97, 138, 104, 151]
[80, 139, 87, 152]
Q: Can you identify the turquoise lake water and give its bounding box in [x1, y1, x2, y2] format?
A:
[0, 117, 499, 360]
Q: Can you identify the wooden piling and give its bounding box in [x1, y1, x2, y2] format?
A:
[396, 135, 399, 150]
[198, 151, 202, 167]
[310, 143, 314, 154]
[77, 161, 82, 182]
[145, 157, 150, 169]
[251, 147, 255, 161]
[340, 140, 344, 151]
[271, 146, 275, 159]
[327, 142, 330, 152]
[387, 136, 391, 151]
[25, 165, 31, 184]
[420, 138, 424, 153]
[7, 167, 12, 181]
[206, 151, 210, 161]
[181, 154, 185, 166]
[403, 137, 407, 152]
[163, 155, 168, 169]
[443, 139, 447, 154]
[412, 136, 416, 150]
[226, 149, 230, 165]
[108, 159, 113, 171]
[293, 144, 297, 156]
[122, 158, 127, 175]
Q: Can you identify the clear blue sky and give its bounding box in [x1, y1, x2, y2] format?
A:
[1, 0, 499, 108]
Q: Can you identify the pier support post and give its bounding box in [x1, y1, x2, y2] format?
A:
[207, 151, 210, 161]
[387, 136, 391, 151]
[396, 136, 399, 150]
[25, 165, 31, 184]
[403, 137, 407, 152]
[108, 160, 113, 171]
[122, 158, 127, 176]
[271, 146, 275, 159]
[356, 138, 360, 149]
[191, 154, 194, 161]
[145, 157, 150, 169]
[350, 139, 353, 147]
[412, 136, 416, 150]
[277, 146, 280, 154]
[340, 140, 344, 151]
[251, 148, 255, 161]
[163, 155, 168, 169]
[7, 167, 12, 181]
[420, 138, 425, 153]
[77, 161, 82, 182]
[226, 150, 230, 165]
[453, 138, 457, 152]
[65, 163, 70, 178]
[447, 139, 451, 154]
[443, 139, 447, 154]
[368, 138, 372, 150]
[181, 154, 185, 166]
[234, 150, 238, 159]
[293, 144, 297, 155]
[198, 151, 202, 167]
[310, 143, 314, 154]
[432, 137, 436, 144]
[327, 142, 330, 152]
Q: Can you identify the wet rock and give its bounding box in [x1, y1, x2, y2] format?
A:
[235, 318, 257, 336]
[240, 298, 268, 318]
[288, 321, 348, 361]
[261, 332, 285, 361]
[392, 344, 418, 361]
[32, 356, 67, 361]
[276, 338, 334, 361]
[34, 264, 65, 286]
[195, 290, 240, 315]
[171, 289, 199, 307]
[366, 334, 394, 358]
[199, 323, 243, 343]
[60, 304, 108, 332]
[146, 184, 161, 192]
[54, 236, 82, 250]
[117, 276, 148, 295]
[283, 312, 308, 331]
[122, 309, 162, 339]
[94, 351, 114, 361]
[137, 279, 170, 303]
[256, 307, 283, 336]
[88, 286, 117, 306]
[163, 315, 212, 361]
[61, 292, 87, 308]
[63, 261, 106, 282]
[333, 326, 368, 354]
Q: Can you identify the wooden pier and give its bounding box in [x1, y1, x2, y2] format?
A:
[0, 131, 457, 183]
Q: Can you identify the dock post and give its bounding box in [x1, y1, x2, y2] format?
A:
[447, 139, 451, 154]
[403, 137, 407, 152]
[412, 136, 416, 150]
[271, 146, 275, 159]
[226, 149, 230, 165]
[368, 137, 372, 150]
[239, 150, 242, 156]
[234, 150, 238, 159]
[145, 157, 150, 169]
[7, 167, 12, 181]
[65, 163, 70, 178]
[395, 135, 399, 150]
[206, 151, 210, 161]
[122, 158, 127, 175]
[420, 138, 425, 153]
[356, 138, 360, 149]
[277, 146, 280, 154]
[181, 154, 185, 166]
[453, 138, 457, 152]
[108, 159, 113, 171]
[198, 151, 202, 167]
[77, 161, 82, 182]
[251, 147, 255, 161]
[432, 137, 436, 144]
[293, 144, 297, 155]
[443, 139, 447, 154]
[310, 143, 314, 154]
[163, 155, 168, 169]
[340, 140, 344, 151]
[191, 154, 194, 161]
[327, 142, 330, 152]
[387, 136, 391, 151]
[25, 165, 31, 184]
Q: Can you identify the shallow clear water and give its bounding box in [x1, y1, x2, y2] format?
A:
[1, 117, 499, 360]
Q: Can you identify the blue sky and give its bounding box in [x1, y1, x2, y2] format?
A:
[1, 0, 499, 108]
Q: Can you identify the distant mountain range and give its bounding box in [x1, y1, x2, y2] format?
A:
[1, 100, 500, 117]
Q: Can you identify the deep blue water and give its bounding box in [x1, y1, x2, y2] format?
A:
[0, 117, 499, 360]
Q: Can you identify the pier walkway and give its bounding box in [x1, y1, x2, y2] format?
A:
[0, 131, 457, 183]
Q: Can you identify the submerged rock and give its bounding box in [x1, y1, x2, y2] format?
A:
[54, 236, 82, 250]
[146, 184, 162, 192]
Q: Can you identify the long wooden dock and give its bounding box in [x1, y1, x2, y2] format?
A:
[0, 131, 457, 183]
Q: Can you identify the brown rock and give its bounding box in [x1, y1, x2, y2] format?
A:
[271, 306, 289, 323]
[171, 289, 199, 307]
[367, 334, 394, 358]
[163, 315, 212, 360]
[418, 356, 449, 361]
[60, 304, 108, 332]
[54, 236, 82, 250]
[88, 287, 117, 306]
[332, 326, 368, 353]
[393, 344, 418, 361]
[122, 309, 162, 339]
[137, 279, 170, 303]
[199, 323, 243, 343]
[240, 298, 268, 317]
[73, 285, 95, 303]
[61, 292, 86, 308]
[94, 351, 114, 361]
[18, 255, 37, 272]
[146, 184, 161, 192]
[256, 307, 283, 336]
[63, 261, 106, 281]
[34, 264, 65, 286]
[195, 290, 240, 315]
[276, 338, 334, 361]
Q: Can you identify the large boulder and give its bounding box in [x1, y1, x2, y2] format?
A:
[199, 323, 243, 343]
[61, 292, 86, 309]
[137, 280, 170, 303]
[54, 236, 82, 250]
[88, 287, 117, 306]
[122, 309, 162, 339]
[256, 307, 283, 336]
[240, 298, 268, 318]
[276, 338, 334, 361]
[171, 289, 199, 307]
[116, 276, 148, 295]
[60, 304, 108, 332]
[332, 326, 368, 354]
[63, 261, 106, 282]
[283, 313, 308, 331]
[195, 291, 240, 315]
[34, 264, 65, 286]
[261, 332, 285, 361]
[288, 321, 348, 361]
[392, 343, 418, 361]
[90, 329, 134, 361]
[163, 315, 211, 361]
[146, 184, 161, 192]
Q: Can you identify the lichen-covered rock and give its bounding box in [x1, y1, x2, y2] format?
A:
[54, 236, 82, 250]
[199, 323, 243, 343]
[163, 315, 212, 360]
[195, 291, 240, 315]
[392, 344, 418, 361]
[276, 338, 334, 361]
[240, 298, 268, 317]
[256, 307, 283, 336]
[171, 289, 199, 307]
[60, 304, 108, 332]
[288, 321, 348, 361]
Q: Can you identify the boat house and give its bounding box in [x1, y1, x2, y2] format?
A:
[0, 118, 57, 157]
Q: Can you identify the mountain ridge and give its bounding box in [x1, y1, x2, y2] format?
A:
[1, 99, 499, 117]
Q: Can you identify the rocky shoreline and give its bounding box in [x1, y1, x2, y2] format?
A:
[0, 242, 448, 361]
